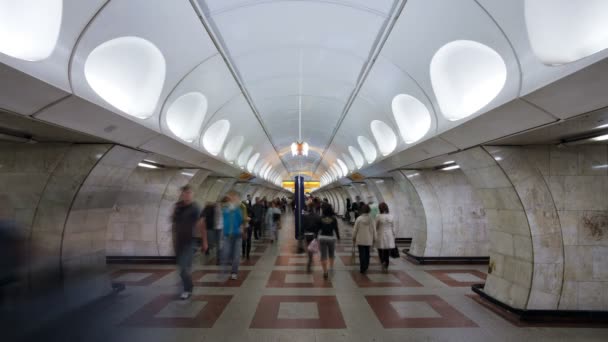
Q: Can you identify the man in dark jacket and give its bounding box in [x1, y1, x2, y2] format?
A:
[172, 185, 205, 300]
[251, 197, 265, 240]
[302, 204, 321, 272]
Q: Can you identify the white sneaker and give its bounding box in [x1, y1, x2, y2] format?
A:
[180, 291, 191, 300]
[230, 273, 238, 280]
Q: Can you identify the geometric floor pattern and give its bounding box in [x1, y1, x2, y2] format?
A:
[65, 213, 607, 341]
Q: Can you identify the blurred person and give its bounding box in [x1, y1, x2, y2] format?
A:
[302, 203, 321, 272]
[368, 196, 379, 221]
[241, 199, 253, 260]
[317, 204, 340, 279]
[375, 202, 396, 272]
[251, 197, 264, 240]
[221, 192, 244, 280]
[246, 194, 252, 208]
[266, 201, 281, 243]
[353, 204, 375, 274]
[171, 185, 205, 300]
[200, 201, 223, 264]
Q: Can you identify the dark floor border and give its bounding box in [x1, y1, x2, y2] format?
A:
[106, 256, 176, 264]
[404, 251, 489, 265]
[471, 284, 608, 326]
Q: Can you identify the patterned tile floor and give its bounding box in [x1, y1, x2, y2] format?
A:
[50, 213, 608, 341]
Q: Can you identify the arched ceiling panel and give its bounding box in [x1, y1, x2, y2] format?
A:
[70, 0, 218, 131]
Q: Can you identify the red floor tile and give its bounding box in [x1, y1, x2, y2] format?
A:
[339, 255, 393, 267]
[350, 270, 423, 287]
[250, 295, 346, 329]
[366, 295, 478, 328]
[275, 255, 319, 266]
[266, 270, 332, 288]
[425, 270, 487, 287]
[203, 255, 261, 266]
[111, 268, 174, 286]
[188, 270, 250, 287]
[121, 294, 232, 328]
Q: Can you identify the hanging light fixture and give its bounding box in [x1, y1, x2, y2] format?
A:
[291, 50, 308, 157]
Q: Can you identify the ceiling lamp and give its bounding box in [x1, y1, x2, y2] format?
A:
[291, 141, 309, 157]
[291, 49, 309, 157]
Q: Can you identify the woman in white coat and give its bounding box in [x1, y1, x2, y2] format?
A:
[375, 202, 396, 272]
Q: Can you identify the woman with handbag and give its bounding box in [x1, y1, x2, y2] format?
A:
[317, 204, 340, 279]
[375, 202, 396, 272]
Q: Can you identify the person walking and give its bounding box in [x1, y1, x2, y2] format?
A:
[221, 192, 244, 280]
[302, 204, 321, 272]
[241, 200, 253, 260]
[353, 204, 375, 274]
[266, 200, 281, 243]
[317, 204, 340, 279]
[251, 197, 264, 240]
[375, 202, 396, 272]
[171, 185, 206, 299]
[200, 201, 222, 265]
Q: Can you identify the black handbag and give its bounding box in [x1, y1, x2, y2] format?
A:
[389, 247, 400, 259]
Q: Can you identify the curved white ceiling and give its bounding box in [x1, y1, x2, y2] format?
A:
[0, 0, 62, 61]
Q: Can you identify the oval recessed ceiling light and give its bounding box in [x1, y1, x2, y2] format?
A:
[85, 36, 166, 119]
[392, 94, 431, 144]
[430, 40, 506, 121]
[525, 0, 608, 65]
[237, 146, 253, 168]
[370, 120, 397, 156]
[337, 159, 348, 176]
[166, 92, 208, 142]
[202, 120, 230, 156]
[349, 146, 365, 169]
[0, 0, 62, 61]
[341, 153, 355, 171]
[223, 135, 244, 162]
[358, 136, 377, 164]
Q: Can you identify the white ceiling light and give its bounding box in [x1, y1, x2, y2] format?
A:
[430, 40, 507, 121]
[591, 134, 608, 141]
[337, 159, 348, 176]
[166, 92, 208, 142]
[440, 164, 460, 171]
[85, 36, 166, 119]
[357, 136, 377, 164]
[333, 164, 344, 178]
[237, 146, 253, 168]
[263, 166, 272, 180]
[0, 0, 62, 61]
[202, 120, 230, 156]
[247, 153, 260, 173]
[370, 120, 397, 156]
[526, 0, 608, 65]
[596, 123, 608, 129]
[341, 153, 355, 171]
[349, 146, 365, 169]
[392, 94, 431, 144]
[223, 136, 244, 162]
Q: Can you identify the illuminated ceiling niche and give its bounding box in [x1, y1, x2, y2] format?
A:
[333, 164, 343, 178]
[430, 40, 506, 121]
[341, 153, 355, 171]
[358, 136, 377, 164]
[0, 0, 62, 61]
[392, 94, 431, 143]
[223, 136, 244, 162]
[85, 37, 165, 119]
[237, 146, 253, 168]
[370, 120, 397, 156]
[349, 146, 365, 169]
[337, 159, 348, 176]
[263, 167, 272, 180]
[247, 153, 260, 172]
[202, 120, 230, 156]
[526, 0, 608, 65]
[166, 92, 208, 142]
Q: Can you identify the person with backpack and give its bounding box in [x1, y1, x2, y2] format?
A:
[221, 191, 244, 280]
[171, 185, 206, 300]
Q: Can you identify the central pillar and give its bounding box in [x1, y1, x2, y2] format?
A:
[294, 175, 304, 240]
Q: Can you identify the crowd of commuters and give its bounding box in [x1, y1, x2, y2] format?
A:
[171, 185, 288, 300]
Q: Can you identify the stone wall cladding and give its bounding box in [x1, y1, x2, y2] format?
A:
[391, 170, 428, 255]
[455, 147, 533, 309]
